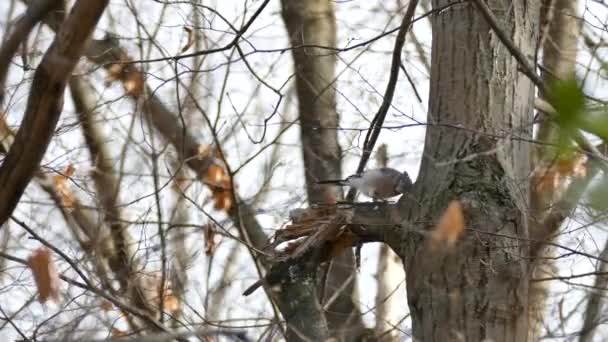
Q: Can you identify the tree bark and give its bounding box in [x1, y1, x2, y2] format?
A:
[529, 1, 580, 339]
[281, 0, 368, 340]
[397, 1, 540, 340]
[374, 145, 405, 341]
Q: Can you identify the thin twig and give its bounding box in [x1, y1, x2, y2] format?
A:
[347, 0, 420, 201]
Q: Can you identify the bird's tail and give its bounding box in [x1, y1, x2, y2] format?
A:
[243, 279, 263, 296]
[316, 179, 347, 185]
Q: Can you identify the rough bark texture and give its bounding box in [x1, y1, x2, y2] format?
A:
[396, 1, 540, 341]
[281, 1, 366, 340]
[281, 0, 342, 202]
[374, 145, 405, 341]
[0, 0, 109, 226]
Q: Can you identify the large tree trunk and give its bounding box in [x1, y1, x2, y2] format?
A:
[397, 1, 540, 340]
[281, 1, 367, 340]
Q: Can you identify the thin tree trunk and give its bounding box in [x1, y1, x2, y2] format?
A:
[281, 1, 366, 341]
[529, 1, 580, 339]
[374, 144, 405, 341]
[398, 1, 540, 340]
[375, 244, 405, 340]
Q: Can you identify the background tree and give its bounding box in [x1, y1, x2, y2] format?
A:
[1, 0, 608, 341]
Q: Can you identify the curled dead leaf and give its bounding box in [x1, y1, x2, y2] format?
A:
[64, 164, 75, 177]
[112, 328, 128, 337]
[197, 144, 211, 160]
[52, 173, 75, 209]
[180, 26, 195, 53]
[204, 224, 218, 256]
[205, 164, 226, 185]
[139, 272, 180, 315]
[27, 247, 59, 303]
[212, 190, 232, 211]
[105, 63, 124, 84]
[429, 200, 465, 249]
[100, 300, 113, 312]
[123, 70, 144, 97]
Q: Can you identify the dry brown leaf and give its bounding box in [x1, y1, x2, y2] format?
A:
[212, 191, 232, 211]
[123, 70, 144, 97]
[197, 144, 211, 160]
[105, 63, 124, 84]
[205, 164, 226, 185]
[64, 164, 75, 177]
[204, 224, 218, 256]
[533, 154, 587, 193]
[27, 248, 59, 303]
[532, 167, 561, 194]
[554, 155, 587, 178]
[51, 164, 77, 208]
[137, 272, 181, 315]
[162, 292, 180, 313]
[100, 300, 113, 312]
[111, 328, 128, 337]
[429, 200, 465, 249]
[180, 26, 195, 53]
[330, 231, 358, 257]
[52, 177, 75, 209]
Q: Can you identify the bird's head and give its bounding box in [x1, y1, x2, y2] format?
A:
[395, 171, 413, 194]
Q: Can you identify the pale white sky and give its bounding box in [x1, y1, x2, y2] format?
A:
[0, 0, 608, 340]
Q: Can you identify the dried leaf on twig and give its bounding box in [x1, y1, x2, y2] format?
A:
[180, 26, 195, 53]
[204, 224, 218, 256]
[27, 247, 59, 303]
[52, 165, 76, 209]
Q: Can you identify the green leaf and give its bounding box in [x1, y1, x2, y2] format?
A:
[549, 78, 585, 127]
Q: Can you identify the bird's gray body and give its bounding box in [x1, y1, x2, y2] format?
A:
[319, 167, 412, 200]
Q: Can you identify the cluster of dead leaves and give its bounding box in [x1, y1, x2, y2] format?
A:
[52, 164, 76, 210]
[198, 145, 233, 211]
[104, 57, 144, 97]
[27, 247, 59, 303]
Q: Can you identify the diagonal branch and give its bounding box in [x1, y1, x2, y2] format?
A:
[0, 0, 109, 226]
[0, 0, 62, 107]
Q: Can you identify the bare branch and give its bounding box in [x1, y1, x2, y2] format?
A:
[0, 0, 62, 107]
[0, 0, 109, 226]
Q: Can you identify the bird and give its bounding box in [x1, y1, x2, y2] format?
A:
[317, 167, 412, 200]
